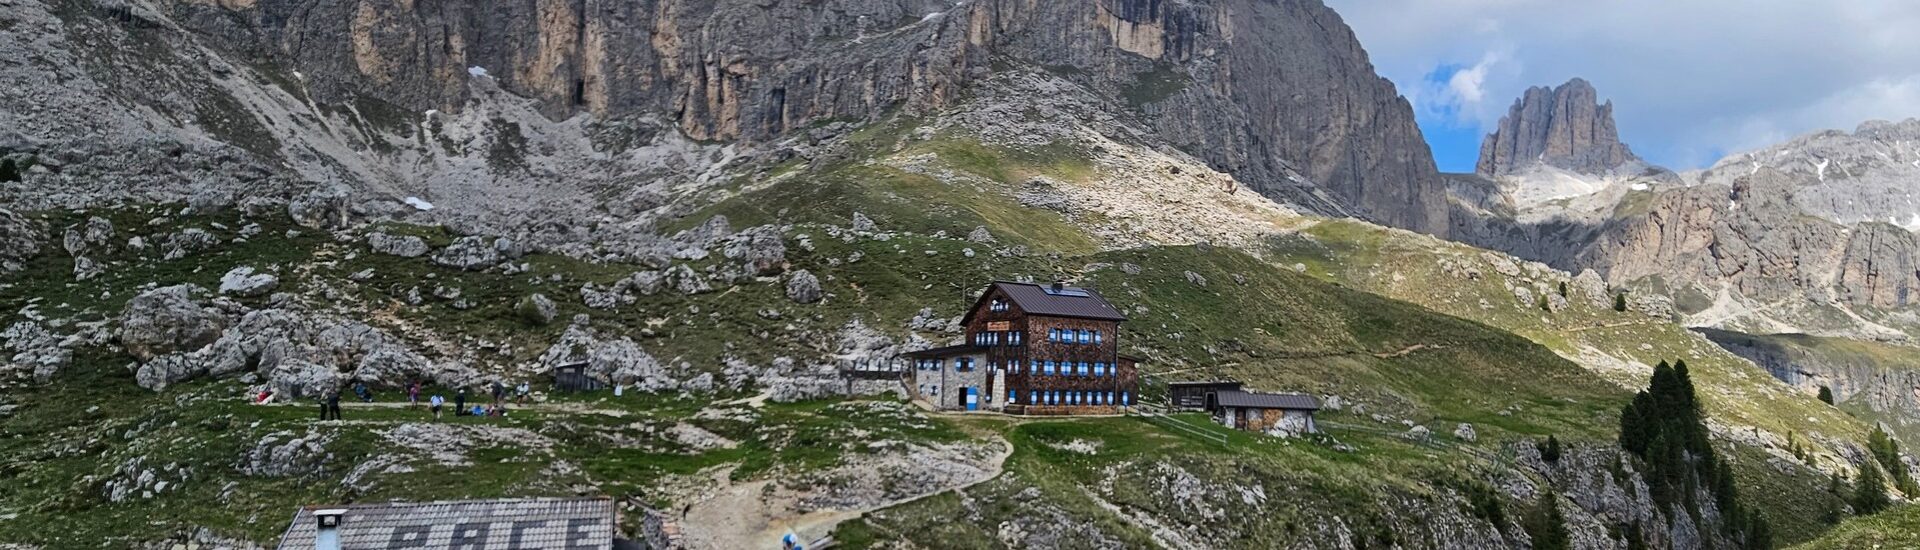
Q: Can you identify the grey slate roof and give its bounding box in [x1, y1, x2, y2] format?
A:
[902, 344, 986, 358]
[980, 281, 1127, 322]
[1214, 390, 1320, 411]
[276, 497, 614, 550]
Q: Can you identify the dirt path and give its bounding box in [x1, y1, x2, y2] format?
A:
[678, 437, 1015, 549]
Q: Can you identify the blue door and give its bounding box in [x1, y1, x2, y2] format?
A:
[965, 387, 979, 411]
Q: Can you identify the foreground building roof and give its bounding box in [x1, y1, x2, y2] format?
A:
[1214, 390, 1321, 411]
[275, 497, 615, 550]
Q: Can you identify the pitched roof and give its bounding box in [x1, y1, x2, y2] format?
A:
[964, 281, 1127, 324]
[276, 497, 614, 550]
[1214, 390, 1320, 411]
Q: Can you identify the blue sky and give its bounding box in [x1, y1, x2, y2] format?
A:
[1325, 0, 1920, 171]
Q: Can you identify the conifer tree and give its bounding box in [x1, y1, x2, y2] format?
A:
[0, 158, 15, 183]
[1855, 462, 1891, 515]
[1523, 489, 1571, 550]
[1818, 386, 1834, 405]
[1614, 292, 1629, 312]
[1539, 434, 1562, 463]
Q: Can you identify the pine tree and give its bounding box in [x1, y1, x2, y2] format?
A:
[1539, 435, 1562, 463]
[1823, 472, 1847, 524]
[1558, 281, 1569, 298]
[1855, 462, 1892, 515]
[1614, 292, 1629, 312]
[1866, 425, 1920, 495]
[1623, 521, 1648, 550]
[1523, 489, 1572, 550]
[1818, 385, 1835, 405]
[0, 158, 15, 183]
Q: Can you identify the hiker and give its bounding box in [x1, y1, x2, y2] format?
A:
[454, 388, 468, 416]
[255, 388, 275, 404]
[515, 381, 530, 404]
[470, 404, 486, 417]
[352, 381, 373, 403]
[613, 383, 624, 397]
[408, 381, 422, 409]
[429, 393, 445, 419]
[490, 380, 505, 407]
[320, 391, 342, 421]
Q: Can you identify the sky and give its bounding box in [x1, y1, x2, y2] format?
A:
[1323, 0, 1920, 172]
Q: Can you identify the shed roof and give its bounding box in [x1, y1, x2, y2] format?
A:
[1168, 380, 1243, 389]
[963, 281, 1127, 324]
[276, 497, 614, 550]
[1214, 390, 1320, 411]
[901, 344, 984, 358]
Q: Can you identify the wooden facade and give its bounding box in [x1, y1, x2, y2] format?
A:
[906, 282, 1138, 414]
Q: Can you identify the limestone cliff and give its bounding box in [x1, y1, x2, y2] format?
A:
[1700, 328, 1920, 444]
[1476, 78, 1638, 176]
[0, 0, 1447, 234]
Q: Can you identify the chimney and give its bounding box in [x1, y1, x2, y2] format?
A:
[1051, 282, 1066, 292]
[314, 509, 347, 550]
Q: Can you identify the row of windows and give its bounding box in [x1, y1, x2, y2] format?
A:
[920, 358, 1122, 377]
[916, 358, 977, 370]
[971, 331, 1025, 347]
[1022, 360, 1118, 377]
[1047, 328, 1103, 345]
[1009, 390, 1131, 406]
[989, 299, 1011, 312]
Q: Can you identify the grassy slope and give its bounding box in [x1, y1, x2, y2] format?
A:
[1791, 505, 1920, 549]
[1268, 218, 1873, 544]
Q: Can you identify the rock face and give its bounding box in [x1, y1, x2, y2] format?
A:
[218, 266, 280, 297]
[1477, 78, 1637, 176]
[2, 0, 1447, 236]
[0, 208, 43, 273]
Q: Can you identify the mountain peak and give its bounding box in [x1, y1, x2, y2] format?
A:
[1476, 78, 1639, 176]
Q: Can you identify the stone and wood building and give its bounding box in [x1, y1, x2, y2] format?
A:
[1212, 390, 1321, 436]
[902, 281, 1139, 415]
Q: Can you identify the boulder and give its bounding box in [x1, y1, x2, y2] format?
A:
[366, 232, 431, 258]
[1184, 271, 1208, 287]
[431, 236, 501, 270]
[117, 285, 225, 361]
[968, 226, 995, 243]
[1453, 423, 1477, 442]
[721, 225, 787, 276]
[63, 216, 114, 256]
[218, 266, 280, 297]
[666, 264, 710, 294]
[522, 293, 558, 325]
[851, 212, 876, 231]
[786, 270, 823, 304]
[162, 228, 219, 260]
[287, 189, 348, 229]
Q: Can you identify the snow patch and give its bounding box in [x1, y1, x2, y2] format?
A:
[921, 12, 944, 22]
[403, 197, 435, 211]
[1630, 183, 1649, 191]
[467, 66, 490, 78]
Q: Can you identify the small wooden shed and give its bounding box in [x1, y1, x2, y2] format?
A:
[1213, 390, 1321, 435]
[1167, 380, 1244, 410]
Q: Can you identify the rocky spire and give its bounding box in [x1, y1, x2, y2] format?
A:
[1476, 78, 1638, 176]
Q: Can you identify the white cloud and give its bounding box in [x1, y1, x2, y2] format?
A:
[1326, 0, 1920, 168]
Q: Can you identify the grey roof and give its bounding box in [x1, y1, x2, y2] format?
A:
[276, 497, 614, 550]
[902, 344, 986, 358]
[1214, 390, 1320, 411]
[974, 281, 1127, 322]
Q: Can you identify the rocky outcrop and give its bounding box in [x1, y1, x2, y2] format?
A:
[0, 208, 43, 273]
[1700, 329, 1920, 434]
[1477, 79, 1637, 176]
[128, 306, 470, 395]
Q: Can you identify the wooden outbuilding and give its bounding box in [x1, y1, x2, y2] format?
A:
[1213, 390, 1321, 436]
